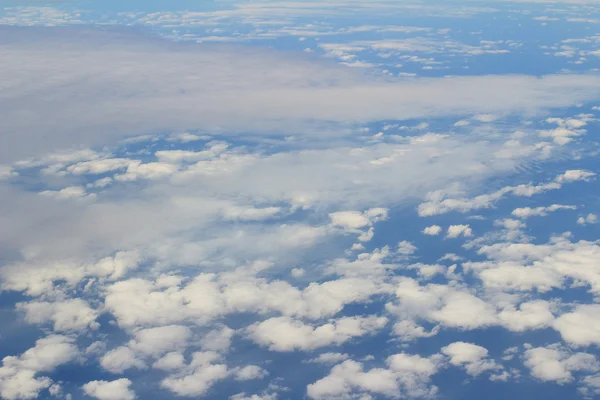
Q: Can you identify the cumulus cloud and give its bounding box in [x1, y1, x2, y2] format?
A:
[0, 335, 79, 400]
[446, 224, 473, 238]
[82, 379, 136, 400]
[307, 353, 441, 399]
[554, 305, 600, 347]
[248, 316, 387, 351]
[442, 342, 502, 376]
[100, 347, 146, 374]
[524, 345, 599, 383]
[423, 225, 442, 235]
[17, 298, 99, 332]
[511, 204, 576, 218]
[578, 213, 598, 225]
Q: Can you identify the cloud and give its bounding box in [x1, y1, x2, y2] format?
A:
[82, 379, 136, 400]
[160, 351, 265, 397]
[418, 170, 594, 217]
[512, 204, 577, 218]
[468, 236, 600, 294]
[248, 316, 387, 351]
[100, 347, 146, 374]
[441, 342, 502, 376]
[524, 345, 599, 384]
[4, 27, 600, 163]
[498, 301, 555, 332]
[554, 305, 600, 347]
[17, 298, 99, 332]
[306, 353, 351, 364]
[307, 353, 441, 399]
[389, 277, 498, 330]
[446, 224, 473, 238]
[0, 335, 79, 400]
[423, 225, 442, 235]
[578, 213, 598, 225]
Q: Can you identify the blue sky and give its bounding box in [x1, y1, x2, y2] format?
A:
[1, 1, 600, 400]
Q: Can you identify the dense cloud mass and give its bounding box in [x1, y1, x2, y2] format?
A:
[2, 1, 600, 400]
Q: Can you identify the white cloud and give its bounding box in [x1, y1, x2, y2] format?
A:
[554, 305, 600, 346]
[578, 213, 598, 225]
[306, 353, 350, 364]
[17, 298, 99, 332]
[307, 353, 441, 399]
[397, 240, 417, 255]
[512, 204, 576, 218]
[233, 365, 268, 381]
[0, 335, 78, 400]
[4, 28, 600, 163]
[446, 224, 473, 238]
[441, 342, 501, 376]
[418, 170, 594, 217]
[389, 278, 498, 330]
[329, 211, 371, 229]
[39, 186, 95, 201]
[128, 325, 191, 357]
[469, 236, 600, 294]
[100, 347, 146, 374]
[524, 346, 599, 384]
[82, 379, 135, 400]
[392, 320, 440, 341]
[498, 301, 555, 332]
[423, 225, 442, 235]
[153, 352, 186, 371]
[248, 316, 387, 351]
[160, 352, 229, 397]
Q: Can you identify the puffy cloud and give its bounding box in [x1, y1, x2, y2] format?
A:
[82, 379, 135, 400]
[441, 342, 501, 376]
[100, 347, 145, 374]
[104, 273, 383, 328]
[554, 305, 600, 346]
[329, 208, 388, 233]
[538, 117, 590, 145]
[389, 278, 498, 330]
[307, 353, 441, 399]
[397, 240, 417, 255]
[463, 234, 600, 304]
[446, 224, 473, 238]
[392, 320, 440, 342]
[0, 370, 51, 400]
[39, 186, 95, 201]
[578, 213, 598, 225]
[512, 204, 576, 218]
[428, 291, 496, 329]
[248, 316, 387, 351]
[329, 211, 372, 230]
[423, 225, 442, 235]
[233, 365, 268, 381]
[153, 352, 186, 371]
[199, 325, 235, 352]
[128, 325, 191, 357]
[17, 298, 99, 332]
[0, 335, 78, 400]
[498, 301, 555, 332]
[555, 169, 596, 183]
[160, 352, 229, 397]
[524, 346, 599, 383]
[326, 247, 397, 277]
